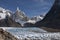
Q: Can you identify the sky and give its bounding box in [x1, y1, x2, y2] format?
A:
[0, 0, 54, 17]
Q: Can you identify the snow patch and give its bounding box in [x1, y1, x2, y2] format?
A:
[0, 7, 11, 20]
[0, 13, 6, 20]
[27, 20, 36, 24]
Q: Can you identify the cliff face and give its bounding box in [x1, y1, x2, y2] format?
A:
[0, 28, 18, 40]
[35, 0, 60, 29]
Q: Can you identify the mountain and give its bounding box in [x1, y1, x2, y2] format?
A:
[12, 7, 29, 26]
[27, 15, 44, 24]
[0, 7, 22, 27]
[13, 7, 29, 22]
[31, 15, 44, 22]
[0, 7, 11, 20]
[35, 0, 60, 29]
[23, 15, 44, 27]
[0, 28, 18, 40]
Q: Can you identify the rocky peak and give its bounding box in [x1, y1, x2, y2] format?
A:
[15, 7, 28, 21]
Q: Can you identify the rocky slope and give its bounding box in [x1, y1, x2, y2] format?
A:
[13, 7, 29, 22]
[35, 0, 60, 29]
[0, 17, 22, 27]
[0, 7, 22, 27]
[0, 28, 18, 40]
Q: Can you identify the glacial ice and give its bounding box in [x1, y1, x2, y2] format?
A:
[0, 27, 60, 40]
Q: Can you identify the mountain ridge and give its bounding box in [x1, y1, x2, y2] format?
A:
[0, 7, 22, 27]
[35, 0, 60, 29]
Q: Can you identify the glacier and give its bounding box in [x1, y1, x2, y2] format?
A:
[0, 27, 60, 40]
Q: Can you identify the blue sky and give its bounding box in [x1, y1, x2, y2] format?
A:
[0, 0, 54, 17]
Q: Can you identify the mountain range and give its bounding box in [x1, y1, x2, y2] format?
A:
[0, 7, 43, 27]
[0, 7, 21, 27]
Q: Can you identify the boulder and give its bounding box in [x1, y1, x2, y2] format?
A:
[0, 28, 18, 40]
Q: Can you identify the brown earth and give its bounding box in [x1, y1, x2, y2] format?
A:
[0, 28, 18, 40]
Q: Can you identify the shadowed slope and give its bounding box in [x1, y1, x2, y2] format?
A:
[35, 0, 60, 29]
[0, 16, 22, 27]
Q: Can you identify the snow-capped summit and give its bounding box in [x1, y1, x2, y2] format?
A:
[31, 15, 44, 21]
[27, 20, 36, 24]
[0, 7, 11, 20]
[26, 15, 44, 24]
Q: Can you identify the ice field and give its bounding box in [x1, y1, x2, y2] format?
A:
[0, 27, 60, 40]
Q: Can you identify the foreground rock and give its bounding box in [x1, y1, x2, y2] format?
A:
[35, 0, 60, 30]
[0, 28, 18, 40]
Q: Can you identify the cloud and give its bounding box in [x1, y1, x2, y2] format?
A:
[33, 0, 44, 3]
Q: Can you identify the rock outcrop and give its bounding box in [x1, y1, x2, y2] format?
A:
[13, 7, 29, 22]
[35, 0, 60, 29]
[0, 16, 22, 27]
[0, 28, 18, 40]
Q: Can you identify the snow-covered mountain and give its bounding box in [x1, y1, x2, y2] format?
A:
[12, 7, 29, 26]
[0, 7, 28, 21]
[0, 7, 12, 20]
[0, 7, 44, 26]
[26, 15, 44, 24]
[31, 15, 44, 21]
[23, 15, 44, 27]
[0, 7, 29, 26]
[0, 7, 21, 27]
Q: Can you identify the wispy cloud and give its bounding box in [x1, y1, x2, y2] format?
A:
[32, 0, 44, 3]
